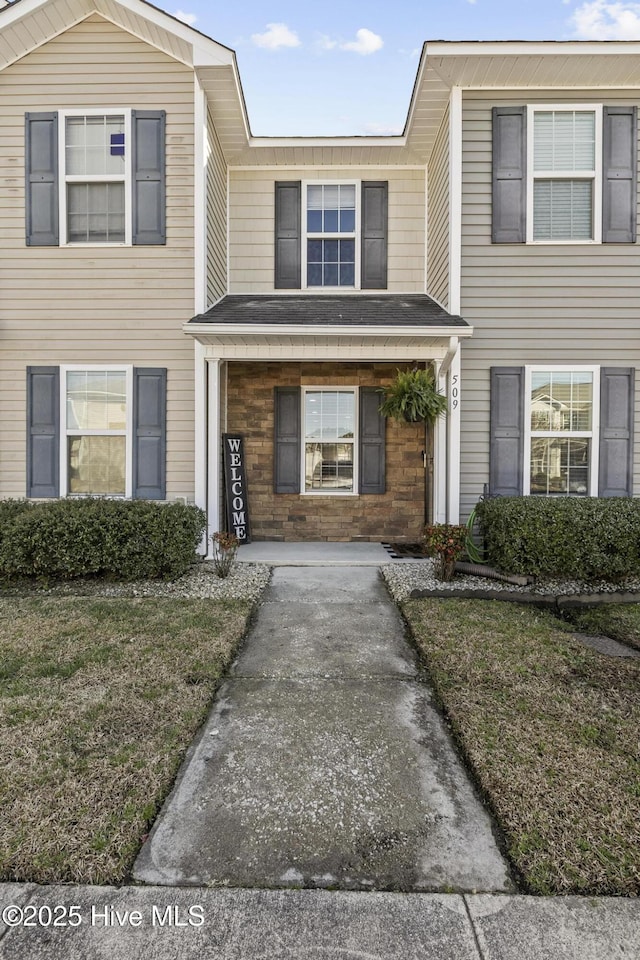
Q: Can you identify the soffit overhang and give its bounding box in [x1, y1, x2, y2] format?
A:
[403, 41, 640, 162]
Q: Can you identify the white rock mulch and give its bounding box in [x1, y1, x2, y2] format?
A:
[381, 558, 640, 603]
[5, 562, 271, 603]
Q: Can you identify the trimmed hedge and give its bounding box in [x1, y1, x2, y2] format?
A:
[0, 499, 205, 581]
[477, 496, 640, 580]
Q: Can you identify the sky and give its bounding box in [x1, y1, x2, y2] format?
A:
[153, 1, 640, 135]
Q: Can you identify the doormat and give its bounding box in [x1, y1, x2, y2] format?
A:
[382, 542, 427, 559]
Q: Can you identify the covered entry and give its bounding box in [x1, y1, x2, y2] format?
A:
[185, 294, 472, 548]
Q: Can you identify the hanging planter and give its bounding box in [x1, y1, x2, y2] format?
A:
[379, 368, 448, 425]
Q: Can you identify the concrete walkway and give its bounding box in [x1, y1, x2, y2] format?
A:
[1, 564, 639, 958]
[133, 566, 512, 891]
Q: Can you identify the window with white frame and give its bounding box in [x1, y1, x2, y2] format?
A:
[303, 388, 357, 493]
[305, 183, 357, 287]
[61, 112, 130, 244]
[525, 367, 599, 496]
[528, 106, 602, 243]
[63, 367, 132, 496]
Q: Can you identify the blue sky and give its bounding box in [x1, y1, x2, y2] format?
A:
[155, 1, 640, 135]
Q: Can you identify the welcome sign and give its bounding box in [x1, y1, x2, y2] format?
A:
[222, 434, 251, 543]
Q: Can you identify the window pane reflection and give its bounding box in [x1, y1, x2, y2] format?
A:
[68, 436, 126, 495]
[67, 371, 127, 430]
[530, 371, 592, 432]
[530, 437, 590, 496]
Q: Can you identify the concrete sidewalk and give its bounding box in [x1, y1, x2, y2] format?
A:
[1, 885, 638, 959]
[133, 566, 511, 891]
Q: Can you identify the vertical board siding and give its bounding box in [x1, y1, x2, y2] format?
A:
[228, 167, 425, 293]
[427, 103, 450, 308]
[0, 15, 196, 499]
[459, 89, 640, 518]
[206, 107, 227, 305]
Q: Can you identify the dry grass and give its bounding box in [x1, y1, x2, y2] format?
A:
[562, 603, 640, 653]
[0, 596, 251, 884]
[403, 598, 640, 897]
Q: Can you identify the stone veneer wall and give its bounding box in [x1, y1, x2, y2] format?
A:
[226, 361, 426, 542]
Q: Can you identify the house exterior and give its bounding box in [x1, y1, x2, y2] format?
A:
[2, 0, 638, 547]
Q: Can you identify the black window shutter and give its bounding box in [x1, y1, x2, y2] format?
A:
[361, 181, 388, 289]
[492, 106, 526, 244]
[132, 110, 166, 245]
[603, 106, 637, 244]
[359, 388, 386, 494]
[274, 387, 300, 493]
[133, 368, 167, 499]
[598, 367, 635, 497]
[489, 367, 524, 496]
[26, 366, 59, 497]
[25, 113, 59, 247]
[274, 182, 301, 289]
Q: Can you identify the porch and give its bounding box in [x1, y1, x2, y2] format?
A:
[184, 294, 472, 552]
[236, 540, 393, 565]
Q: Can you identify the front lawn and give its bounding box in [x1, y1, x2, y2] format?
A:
[403, 598, 640, 896]
[562, 603, 640, 653]
[0, 596, 251, 884]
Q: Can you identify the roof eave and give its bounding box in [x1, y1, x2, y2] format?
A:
[183, 322, 473, 338]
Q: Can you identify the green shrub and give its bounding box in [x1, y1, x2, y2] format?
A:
[477, 496, 640, 580]
[0, 499, 32, 548]
[0, 499, 205, 582]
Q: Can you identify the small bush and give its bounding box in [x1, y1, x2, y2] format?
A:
[477, 496, 640, 580]
[423, 523, 467, 581]
[209, 531, 239, 579]
[0, 499, 205, 582]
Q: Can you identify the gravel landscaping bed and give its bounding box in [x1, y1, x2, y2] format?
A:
[0, 561, 271, 603]
[382, 559, 640, 602]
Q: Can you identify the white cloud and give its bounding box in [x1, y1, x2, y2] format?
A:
[251, 22, 301, 50]
[341, 28, 384, 55]
[570, 1, 640, 38]
[174, 9, 197, 26]
[362, 122, 404, 135]
[316, 34, 338, 51]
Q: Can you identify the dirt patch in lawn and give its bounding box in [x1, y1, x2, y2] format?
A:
[0, 596, 251, 885]
[402, 598, 640, 897]
[562, 603, 640, 653]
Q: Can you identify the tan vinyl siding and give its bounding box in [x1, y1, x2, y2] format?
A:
[426, 104, 449, 308]
[206, 106, 227, 305]
[459, 89, 640, 517]
[228, 167, 425, 293]
[0, 14, 196, 500]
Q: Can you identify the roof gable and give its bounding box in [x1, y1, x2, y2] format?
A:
[0, 0, 235, 72]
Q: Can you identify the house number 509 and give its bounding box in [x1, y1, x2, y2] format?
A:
[451, 374, 459, 410]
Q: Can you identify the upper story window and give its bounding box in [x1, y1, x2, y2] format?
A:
[527, 106, 602, 243]
[25, 110, 166, 248]
[492, 104, 636, 246]
[305, 184, 357, 287]
[62, 112, 131, 245]
[274, 180, 388, 291]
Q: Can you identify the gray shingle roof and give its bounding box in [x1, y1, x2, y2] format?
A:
[189, 295, 468, 327]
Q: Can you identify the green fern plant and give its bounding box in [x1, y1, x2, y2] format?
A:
[379, 368, 448, 424]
